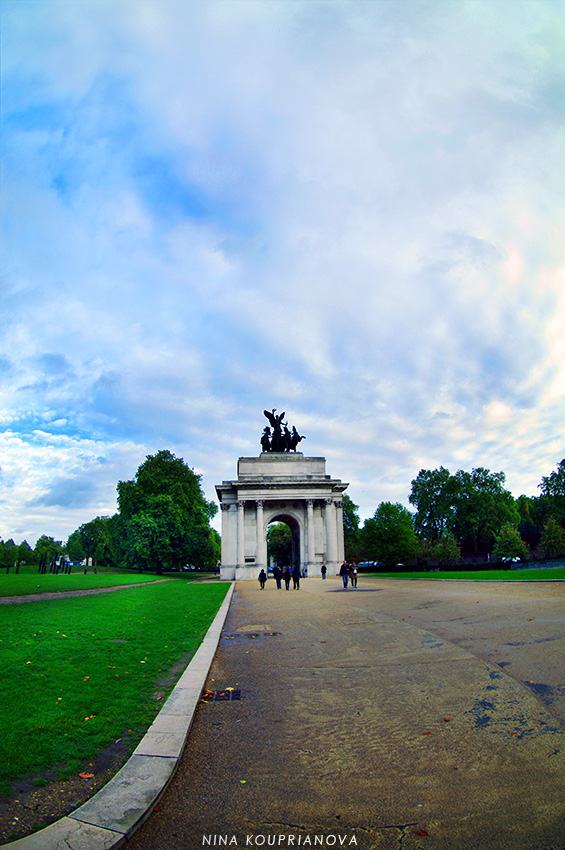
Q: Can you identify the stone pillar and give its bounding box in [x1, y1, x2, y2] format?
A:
[326, 498, 338, 568]
[307, 499, 315, 565]
[256, 499, 265, 568]
[237, 500, 245, 568]
[335, 499, 345, 564]
[221, 503, 231, 566]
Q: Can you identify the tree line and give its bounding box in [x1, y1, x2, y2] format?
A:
[0, 451, 221, 574]
[3, 453, 564, 575]
[343, 458, 565, 569]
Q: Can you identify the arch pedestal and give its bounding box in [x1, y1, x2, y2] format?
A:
[216, 454, 348, 580]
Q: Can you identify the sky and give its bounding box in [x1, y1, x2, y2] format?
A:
[1, 0, 565, 547]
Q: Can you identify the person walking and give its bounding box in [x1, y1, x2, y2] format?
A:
[273, 565, 282, 589]
[258, 568, 267, 589]
[292, 565, 301, 590]
[321, 563, 327, 580]
[351, 564, 358, 588]
[339, 560, 349, 589]
[283, 566, 291, 590]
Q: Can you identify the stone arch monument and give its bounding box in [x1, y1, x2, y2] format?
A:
[216, 447, 348, 581]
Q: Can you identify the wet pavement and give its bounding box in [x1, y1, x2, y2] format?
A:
[127, 576, 565, 850]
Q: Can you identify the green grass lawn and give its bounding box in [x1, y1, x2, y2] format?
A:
[371, 567, 565, 580]
[0, 581, 228, 794]
[0, 569, 166, 597]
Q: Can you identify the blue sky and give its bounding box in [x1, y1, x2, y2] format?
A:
[2, 0, 565, 545]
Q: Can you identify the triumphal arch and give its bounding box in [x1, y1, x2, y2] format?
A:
[216, 410, 348, 580]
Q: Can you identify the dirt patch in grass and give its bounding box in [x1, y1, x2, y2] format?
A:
[0, 729, 141, 843]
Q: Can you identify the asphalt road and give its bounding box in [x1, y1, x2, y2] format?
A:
[127, 576, 565, 850]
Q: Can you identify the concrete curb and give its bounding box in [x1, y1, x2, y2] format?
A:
[2, 583, 235, 850]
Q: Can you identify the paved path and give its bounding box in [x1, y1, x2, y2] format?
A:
[0, 579, 172, 605]
[127, 576, 565, 850]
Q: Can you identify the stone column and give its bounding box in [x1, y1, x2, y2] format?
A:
[237, 500, 245, 568]
[307, 499, 315, 565]
[256, 499, 265, 568]
[325, 498, 338, 568]
[335, 499, 345, 564]
[220, 503, 231, 566]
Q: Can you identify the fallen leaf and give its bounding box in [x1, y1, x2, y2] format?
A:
[421, 731, 431, 736]
[412, 829, 429, 837]
[78, 773, 94, 779]
[443, 718, 451, 722]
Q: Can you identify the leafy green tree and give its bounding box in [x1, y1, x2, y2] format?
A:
[0, 539, 17, 567]
[72, 517, 110, 567]
[360, 502, 418, 568]
[342, 494, 360, 560]
[66, 530, 86, 563]
[409, 467, 457, 541]
[267, 522, 292, 566]
[15, 541, 33, 571]
[209, 528, 221, 567]
[539, 516, 565, 559]
[539, 458, 565, 528]
[416, 537, 434, 568]
[117, 450, 218, 572]
[432, 530, 461, 566]
[516, 495, 545, 549]
[492, 523, 529, 562]
[452, 468, 519, 555]
[34, 535, 63, 563]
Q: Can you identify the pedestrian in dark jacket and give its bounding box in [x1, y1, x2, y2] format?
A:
[258, 568, 267, 589]
[283, 567, 291, 590]
[273, 565, 282, 589]
[292, 565, 301, 589]
[339, 560, 349, 589]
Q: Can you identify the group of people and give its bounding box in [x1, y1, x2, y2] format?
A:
[339, 560, 358, 589]
[257, 561, 358, 590]
[259, 565, 302, 590]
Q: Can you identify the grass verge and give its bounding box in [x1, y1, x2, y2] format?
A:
[0, 568, 170, 597]
[0, 580, 228, 794]
[371, 567, 565, 580]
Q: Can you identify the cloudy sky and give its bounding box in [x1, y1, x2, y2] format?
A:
[2, 0, 565, 546]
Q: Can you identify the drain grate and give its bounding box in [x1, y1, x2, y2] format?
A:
[201, 688, 241, 702]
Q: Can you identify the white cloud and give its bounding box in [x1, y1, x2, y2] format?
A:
[1, 0, 564, 543]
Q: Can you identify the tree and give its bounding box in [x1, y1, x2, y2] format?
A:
[66, 530, 86, 563]
[34, 535, 63, 563]
[73, 517, 110, 567]
[360, 502, 418, 568]
[452, 468, 519, 555]
[409, 467, 457, 541]
[539, 459, 565, 529]
[0, 539, 17, 567]
[539, 516, 565, 559]
[267, 523, 292, 566]
[432, 530, 461, 566]
[117, 450, 218, 572]
[342, 494, 360, 560]
[492, 523, 529, 562]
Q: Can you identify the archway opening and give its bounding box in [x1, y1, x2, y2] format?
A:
[267, 515, 300, 568]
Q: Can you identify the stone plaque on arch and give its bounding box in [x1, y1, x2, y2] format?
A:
[215, 452, 348, 580]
